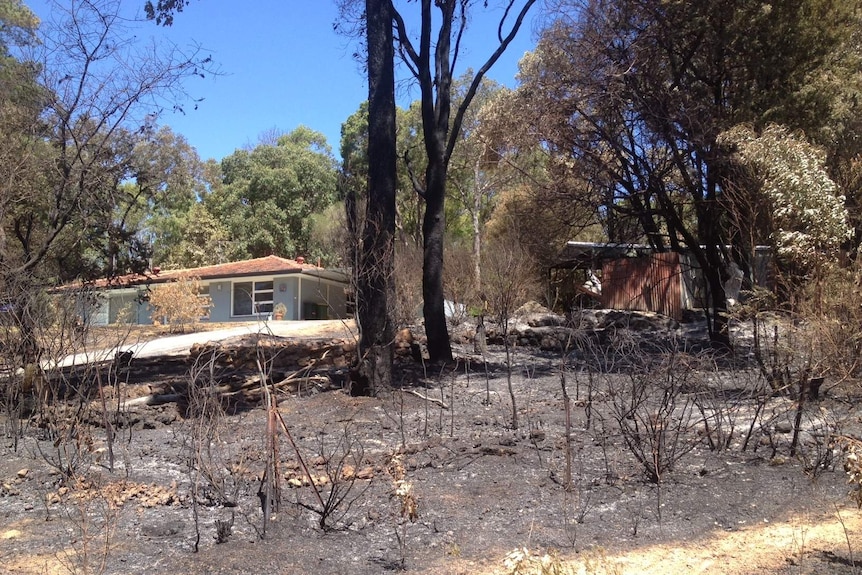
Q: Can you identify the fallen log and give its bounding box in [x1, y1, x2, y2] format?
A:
[120, 373, 331, 409]
[232, 375, 330, 400]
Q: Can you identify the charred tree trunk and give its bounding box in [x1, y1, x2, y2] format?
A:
[353, 0, 397, 395]
[422, 157, 454, 363]
[702, 246, 731, 350]
[392, 0, 536, 365]
[699, 172, 731, 351]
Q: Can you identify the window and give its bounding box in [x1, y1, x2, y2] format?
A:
[232, 281, 274, 316]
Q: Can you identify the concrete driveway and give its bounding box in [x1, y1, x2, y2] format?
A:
[46, 320, 357, 369]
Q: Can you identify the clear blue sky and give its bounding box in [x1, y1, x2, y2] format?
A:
[27, 1, 544, 162]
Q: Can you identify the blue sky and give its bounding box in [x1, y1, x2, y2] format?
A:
[26, 1, 544, 162]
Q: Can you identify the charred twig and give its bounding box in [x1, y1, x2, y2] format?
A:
[400, 388, 449, 409]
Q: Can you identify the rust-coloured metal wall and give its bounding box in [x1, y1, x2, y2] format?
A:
[601, 252, 682, 320]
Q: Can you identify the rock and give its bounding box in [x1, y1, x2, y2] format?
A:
[394, 329, 416, 358]
[774, 421, 793, 434]
[141, 520, 185, 538]
[526, 313, 568, 328]
[396, 328, 414, 345]
[571, 310, 600, 329]
[356, 467, 375, 480]
[597, 310, 679, 331]
[514, 301, 553, 316]
[499, 434, 517, 447]
[16, 468, 28, 479]
[310, 455, 327, 467]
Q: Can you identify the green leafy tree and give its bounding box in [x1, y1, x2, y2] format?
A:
[721, 124, 851, 272]
[445, 75, 518, 293]
[307, 202, 350, 268]
[9, 0, 212, 281]
[207, 126, 338, 259]
[131, 126, 207, 260]
[340, 100, 370, 205]
[0, 0, 45, 272]
[160, 202, 232, 268]
[341, 100, 428, 248]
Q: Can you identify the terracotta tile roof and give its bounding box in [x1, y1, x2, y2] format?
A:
[88, 255, 320, 289]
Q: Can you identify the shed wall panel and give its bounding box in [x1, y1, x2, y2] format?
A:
[601, 253, 682, 320]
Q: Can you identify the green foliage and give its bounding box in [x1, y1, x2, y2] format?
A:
[340, 100, 369, 200]
[132, 128, 223, 269]
[395, 101, 427, 245]
[721, 124, 851, 271]
[159, 202, 233, 268]
[342, 72, 527, 263]
[207, 126, 339, 259]
[143, 0, 189, 26]
[340, 100, 427, 246]
[0, 0, 38, 53]
[0, 2, 48, 274]
[307, 202, 349, 267]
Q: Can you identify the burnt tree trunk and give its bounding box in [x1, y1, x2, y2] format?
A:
[422, 155, 453, 363]
[698, 176, 731, 351]
[392, 0, 536, 365]
[353, 0, 397, 395]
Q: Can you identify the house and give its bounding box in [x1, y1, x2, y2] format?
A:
[550, 241, 773, 320]
[79, 255, 350, 326]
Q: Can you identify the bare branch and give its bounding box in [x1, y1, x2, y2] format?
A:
[445, 0, 537, 165]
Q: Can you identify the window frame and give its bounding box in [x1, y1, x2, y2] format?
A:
[231, 279, 275, 317]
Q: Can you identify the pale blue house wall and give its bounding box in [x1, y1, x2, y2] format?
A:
[207, 280, 232, 322]
[275, 276, 300, 320]
[96, 273, 348, 325]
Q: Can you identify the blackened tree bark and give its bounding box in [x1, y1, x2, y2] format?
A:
[352, 0, 398, 395]
[392, 0, 537, 363]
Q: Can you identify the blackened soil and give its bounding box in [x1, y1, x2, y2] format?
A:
[2, 328, 862, 575]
